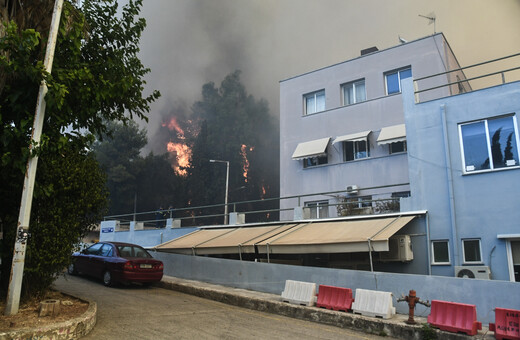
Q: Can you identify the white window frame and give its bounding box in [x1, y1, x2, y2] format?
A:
[431, 240, 450, 265]
[303, 155, 328, 168]
[342, 79, 366, 105]
[462, 239, 483, 264]
[385, 67, 412, 95]
[304, 90, 325, 115]
[305, 200, 329, 219]
[344, 139, 370, 161]
[458, 114, 520, 174]
[389, 141, 407, 154]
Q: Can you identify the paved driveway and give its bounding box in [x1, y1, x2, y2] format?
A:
[54, 274, 391, 339]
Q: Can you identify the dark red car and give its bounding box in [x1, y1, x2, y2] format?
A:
[68, 242, 163, 287]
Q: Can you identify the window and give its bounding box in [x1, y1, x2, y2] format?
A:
[304, 90, 325, 114]
[344, 139, 369, 161]
[390, 141, 407, 154]
[462, 239, 482, 263]
[100, 244, 113, 257]
[306, 200, 329, 219]
[342, 79, 366, 105]
[85, 243, 102, 255]
[385, 67, 412, 94]
[431, 240, 450, 264]
[459, 115, 519, 173]
[303, 155, 328, 168]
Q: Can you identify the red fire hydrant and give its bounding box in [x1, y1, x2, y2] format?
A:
[397, 290, 431, 324]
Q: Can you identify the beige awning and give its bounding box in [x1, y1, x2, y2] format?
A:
[292, 137, 330, 160]
[155, 216, 416, 255]
[155, 224, 298, 255]
[377, 124, 406, 145]
[254, 216, 415, 254]
[333, 131, 371, 144]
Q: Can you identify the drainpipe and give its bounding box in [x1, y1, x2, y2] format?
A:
[440, 104, 460, 266]
[368, 238, 374, 272]
[238, 244, 242, 261]
[426, 213, 432, 275]
[267, 243, 271, 263]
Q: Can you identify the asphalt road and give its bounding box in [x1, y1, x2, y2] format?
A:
[54, 274, 392, 340]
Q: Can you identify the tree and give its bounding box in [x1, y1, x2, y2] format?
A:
[0, 0, 159, 297]
[187, 71, 279, 223]
[92, 120, 147, 215]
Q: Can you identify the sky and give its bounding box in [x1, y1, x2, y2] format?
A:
[135, 0, 520, 145]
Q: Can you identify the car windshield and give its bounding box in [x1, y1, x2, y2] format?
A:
[116, 245, 152, 258]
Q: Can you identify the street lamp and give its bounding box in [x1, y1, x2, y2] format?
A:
[209, 159, 229, 224]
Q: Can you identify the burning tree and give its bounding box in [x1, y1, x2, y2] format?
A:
[184, 71, 279, 224]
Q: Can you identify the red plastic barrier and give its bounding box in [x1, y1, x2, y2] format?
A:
[316, 285, 353, 312]
[427, 300, 482, 336]
[489, 307, 520, 340]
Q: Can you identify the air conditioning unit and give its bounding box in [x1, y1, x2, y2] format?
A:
[346, 185, 359, 194]
[455, 266, 491, 280]
[380, 235, 413, 262]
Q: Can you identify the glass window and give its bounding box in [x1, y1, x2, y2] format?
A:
[85, 243, 103, 255]
[303, 155, 328, 168]
[459, 115, 519, 172]
[100, 244, 113, 257]
[462, 239, 482, 263]
[385, 67, 412, 95]
[432, 240, 450, 264]
[305, 200, 329, 219]
[390, 141, 407, 154]
[304, 90, 325, 115]
[344, 140, 369, 161]
[342, 79, 366, 105]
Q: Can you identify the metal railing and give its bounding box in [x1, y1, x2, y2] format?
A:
[103, 183, 409, 228]
[414, 52, 520, 103]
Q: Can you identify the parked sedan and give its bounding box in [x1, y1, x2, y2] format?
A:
[68, 242, 164, 287]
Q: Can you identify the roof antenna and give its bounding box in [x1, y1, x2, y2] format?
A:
[419, 12, 436, 34]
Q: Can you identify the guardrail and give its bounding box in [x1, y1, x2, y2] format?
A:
[103, 183, 409, 228]
[414, 52, 520, 103]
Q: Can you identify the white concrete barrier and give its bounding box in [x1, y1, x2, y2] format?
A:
[281, 280, 316, 306]
[352, 288, 395, 319]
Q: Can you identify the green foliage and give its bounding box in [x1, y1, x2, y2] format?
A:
[187, 71, 279, 223]
[0, 0, 159, 298]
[420, 323, 437, 340]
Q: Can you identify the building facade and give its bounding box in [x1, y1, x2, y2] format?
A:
[279, 34, 466, 220]
[401, 76, 520, 282]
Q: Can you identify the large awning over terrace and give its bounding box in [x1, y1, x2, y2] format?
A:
[154, 215, 417, 256]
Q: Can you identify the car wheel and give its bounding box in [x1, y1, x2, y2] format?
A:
[67, 263, 78, 275]
[103, 270, 114, 287]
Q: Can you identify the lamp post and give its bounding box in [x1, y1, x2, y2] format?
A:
[209, 159, 229, 224]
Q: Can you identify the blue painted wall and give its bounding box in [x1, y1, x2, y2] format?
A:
[401, 78, 520, 281]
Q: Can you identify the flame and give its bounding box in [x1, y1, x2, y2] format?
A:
[163, 117, 191, 176]
[241, 144, 254, 182]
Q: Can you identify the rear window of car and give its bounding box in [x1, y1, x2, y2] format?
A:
[117, 245, 152, 258]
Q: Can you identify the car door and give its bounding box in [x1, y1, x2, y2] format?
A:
[90, 243, 114, 278]
[75, 243, 103, 275]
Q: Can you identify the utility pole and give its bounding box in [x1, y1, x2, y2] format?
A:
[5, 0, 64, 315]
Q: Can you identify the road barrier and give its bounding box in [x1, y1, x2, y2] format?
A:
[316, 285, 354, 312]
[281, 280, 316, 306]
[351, 288, 395, 319]
[427, 300, 482, 336]
[489, 307, 520, 340]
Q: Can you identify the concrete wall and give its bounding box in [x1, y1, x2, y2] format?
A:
[99, 220, 197, 248]
[152, 251, 520, 325]
[401, 78, 520, 281]
[279, 34, 457, 220]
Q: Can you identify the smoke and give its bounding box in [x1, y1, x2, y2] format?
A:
[136, 0, 520, 151]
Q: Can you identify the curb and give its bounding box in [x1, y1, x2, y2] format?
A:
[156, 277, 493, 340]
[0, 296, 97, 340]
